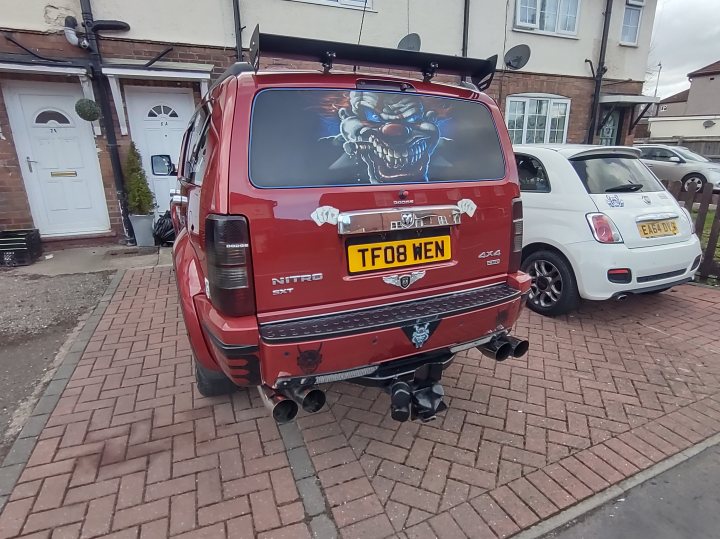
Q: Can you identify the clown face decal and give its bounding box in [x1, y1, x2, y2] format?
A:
[338, 92, 440, 183]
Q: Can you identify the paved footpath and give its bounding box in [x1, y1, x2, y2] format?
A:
[544, 442, 720, 539]
[1, 267, 720, 538]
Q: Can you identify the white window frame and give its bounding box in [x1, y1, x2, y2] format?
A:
[514, 0, 581, 36]
[505, 94, 572, 144]
[620, 3, 642, 46]
[283, 0, 374, 10]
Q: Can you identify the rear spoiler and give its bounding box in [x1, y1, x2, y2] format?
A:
[567, 147, 642, 160]
[244, 25, 497, 91]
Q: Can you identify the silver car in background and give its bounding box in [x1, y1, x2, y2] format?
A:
[636, 144, 720, 192]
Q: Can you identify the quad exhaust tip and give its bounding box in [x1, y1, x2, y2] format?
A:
[477, 335, 529, 361]
[258, 386, 298, 424]
[289, 386, 327, 414]
[259, 385, 327, 424]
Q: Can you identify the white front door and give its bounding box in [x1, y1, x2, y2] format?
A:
[125, 87, 195, 218]
[2, 81, 110, 236]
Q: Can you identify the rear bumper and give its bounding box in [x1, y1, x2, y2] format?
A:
[568, 236, 702, 300]
[193, 273, 530, 388]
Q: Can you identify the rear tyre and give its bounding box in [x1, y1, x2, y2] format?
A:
[195, 359, 237, 397]
[521, 250, 580, 316]
[682, 174, 706, 193]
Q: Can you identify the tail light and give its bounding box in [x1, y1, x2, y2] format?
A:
[205, 215, 255, 317]
[509, 197, 523, 273]
[586, 213, 623, 244]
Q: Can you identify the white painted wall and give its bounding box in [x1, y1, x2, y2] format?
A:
[649, 116, 720, 139]
[1, 0, 654, 81]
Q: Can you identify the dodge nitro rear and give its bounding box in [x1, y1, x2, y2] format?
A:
[172, 32, 531, 424]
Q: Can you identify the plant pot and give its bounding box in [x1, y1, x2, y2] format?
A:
[129, 214, 155, 247]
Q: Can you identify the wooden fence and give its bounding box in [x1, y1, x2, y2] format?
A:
[662, 180, 720, 279]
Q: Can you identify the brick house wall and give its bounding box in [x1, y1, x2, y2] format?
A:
[0, 29, 644, 240]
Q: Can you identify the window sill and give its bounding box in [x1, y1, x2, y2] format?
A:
[281, 0, 377, 12]
[512, 27, 579, 40]
[619, 41, 639, 48]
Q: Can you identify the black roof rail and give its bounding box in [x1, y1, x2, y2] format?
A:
[245, 26, 497, 91]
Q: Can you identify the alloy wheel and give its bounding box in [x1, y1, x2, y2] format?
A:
[528, 259, 563, 308]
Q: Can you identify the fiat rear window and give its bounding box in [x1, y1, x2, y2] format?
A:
[249, 89, 506, 188]
[571, 156, 664, 193]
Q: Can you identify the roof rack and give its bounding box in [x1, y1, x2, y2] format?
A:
[244, 26, 497, 91]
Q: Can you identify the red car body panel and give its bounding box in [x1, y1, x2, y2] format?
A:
[172, 69, 529, 390]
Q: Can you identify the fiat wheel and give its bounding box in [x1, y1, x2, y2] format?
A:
[521, 250, 579, 316]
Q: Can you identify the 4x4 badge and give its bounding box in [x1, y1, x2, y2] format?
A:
[383, 271, 426, 290]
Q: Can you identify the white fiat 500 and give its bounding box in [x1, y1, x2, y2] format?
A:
[513, 145, 702, 316]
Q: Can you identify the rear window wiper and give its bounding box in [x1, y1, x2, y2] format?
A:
[605, 183, 644, 193]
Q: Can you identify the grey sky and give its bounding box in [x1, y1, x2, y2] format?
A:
[643, 0, 720, 99]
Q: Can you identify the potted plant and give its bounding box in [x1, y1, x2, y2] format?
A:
[124, 142, 155, 246]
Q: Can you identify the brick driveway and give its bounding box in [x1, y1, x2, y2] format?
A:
[1, 267, 720, 538]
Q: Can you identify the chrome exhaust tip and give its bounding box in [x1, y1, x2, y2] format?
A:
[615, 294, 629, 301]
[289, 386, 327, 414]
[258, 386, 298, 424]
[477, 336, 513, 362]
[506, 336, 529, 358]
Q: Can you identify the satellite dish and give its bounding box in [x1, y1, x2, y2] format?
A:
[398, 33, 422, 52]
[248, 25, 260, 71]
[504, 44, 531, 70]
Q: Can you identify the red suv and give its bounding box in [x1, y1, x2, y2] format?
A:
[172, 33, 530, 424]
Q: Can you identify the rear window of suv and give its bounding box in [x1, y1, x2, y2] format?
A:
[249, 89, 505, 188]
[570, 156, 664, 194]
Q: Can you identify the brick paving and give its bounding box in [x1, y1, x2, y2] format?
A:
[1, 267, 720, 538]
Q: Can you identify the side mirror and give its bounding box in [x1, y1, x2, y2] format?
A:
[669, 156, 682, 163]
[151, 154, 177, 176]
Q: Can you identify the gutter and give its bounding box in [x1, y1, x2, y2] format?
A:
[461, 0, 470, 80]
[586, 0, 613, 144]
[233, 0, 243, 60]
[79, 0, 133, 242]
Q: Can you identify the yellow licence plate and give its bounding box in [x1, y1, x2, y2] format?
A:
[347, 236, 452, 273]
[637, 219, 679, 238]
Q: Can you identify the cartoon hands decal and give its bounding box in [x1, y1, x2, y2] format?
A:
[457, 199, 477, 217]
[311, 206, 340, 227]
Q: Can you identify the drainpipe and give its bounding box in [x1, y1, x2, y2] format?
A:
[79, 0, 132, 242]
[461, 0, 470, 80]
[586, 0, 613, 144]
[233, 0, 243, 60]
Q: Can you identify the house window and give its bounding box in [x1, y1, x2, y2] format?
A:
[284, 0, 373, 9]
[506, 96, 571, 144]
[516, 0, 580, 35]
[621, 4, 642, 45]
[516, 0, 539, 27]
